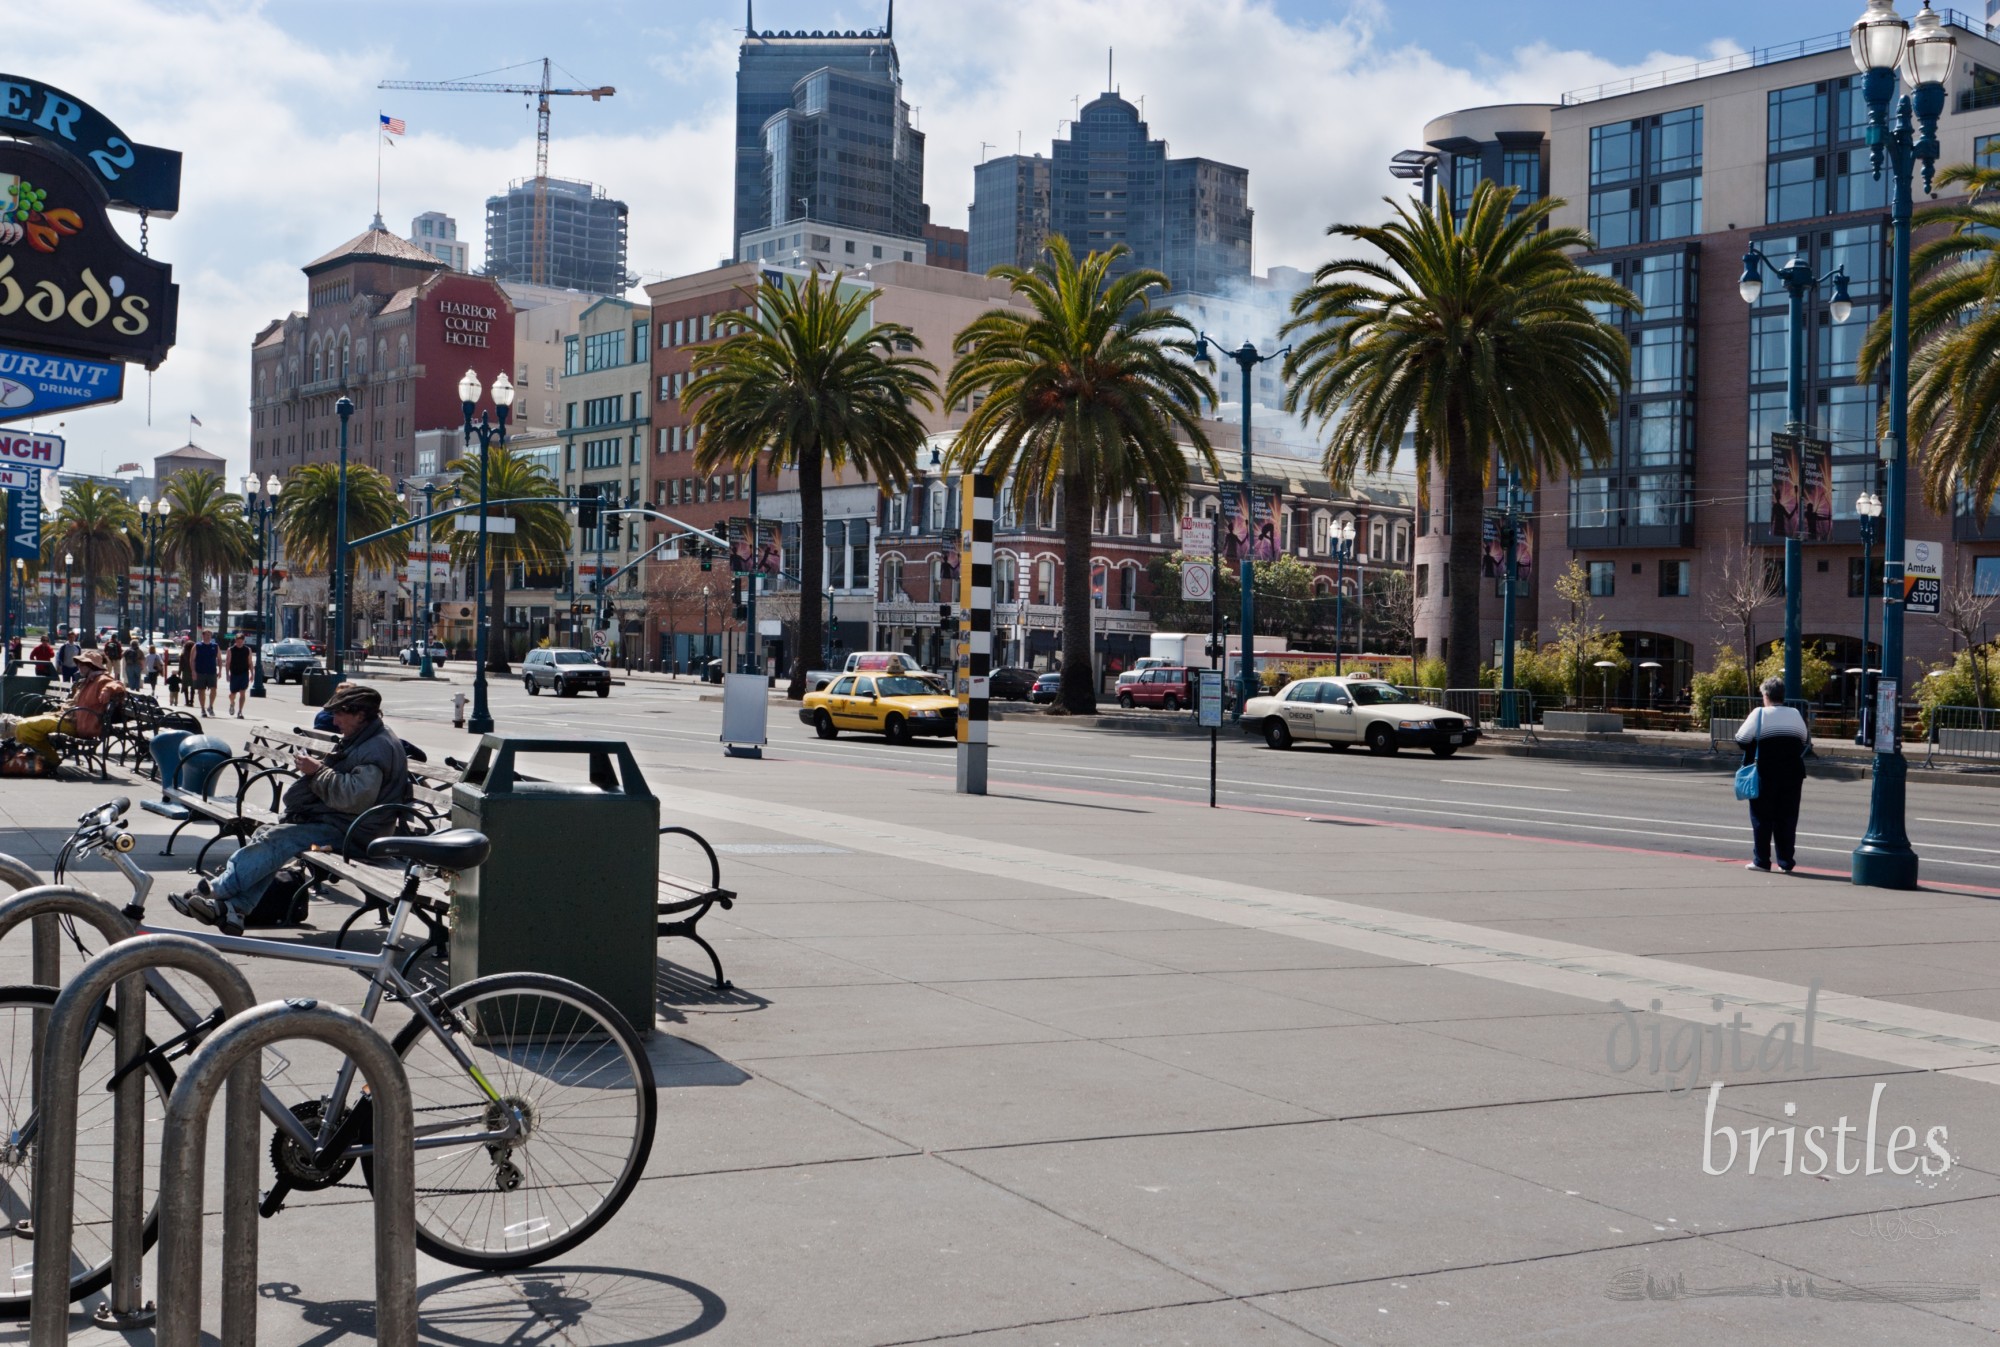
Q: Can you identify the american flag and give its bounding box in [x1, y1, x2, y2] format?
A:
[380, 114, 405, 135]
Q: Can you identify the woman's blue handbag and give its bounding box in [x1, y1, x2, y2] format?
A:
[1734, 709, 1763, 801]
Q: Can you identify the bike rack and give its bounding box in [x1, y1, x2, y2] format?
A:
[156, 997, 417, 1347]
[0, 853, 61, 999]
[27, 933, 257, 1345]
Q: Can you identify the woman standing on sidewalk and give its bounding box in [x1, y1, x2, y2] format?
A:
[1736, 676, 1811, 872]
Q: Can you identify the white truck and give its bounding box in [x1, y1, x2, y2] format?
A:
[806, 650, 942, 693]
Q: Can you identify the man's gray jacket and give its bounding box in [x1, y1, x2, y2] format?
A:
[278, 717, 411, 846]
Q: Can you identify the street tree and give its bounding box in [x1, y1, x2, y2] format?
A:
[1283, 180, 1635, 690]
[275, 462, 407, 650]
[1363, 569, 1417, 657]
[442, 444, 570, 672]
[50, 479, 136, 646]
[1705, 543, 1784, 671]
[1932, 562, 1997, 707]
[159, 470, 250, 635]
[947, 238, 1215, 713]
[1551, 557, 1628, 701]
[685, 272, 937, 699]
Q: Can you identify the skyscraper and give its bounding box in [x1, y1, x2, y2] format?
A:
[484, 177, 630, 295]
[733, 7, 925, 253]
[970, 93, 1251, 293]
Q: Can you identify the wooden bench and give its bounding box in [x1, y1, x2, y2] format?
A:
[12, 691, 116, 781]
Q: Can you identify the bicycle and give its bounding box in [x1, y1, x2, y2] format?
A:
[0, 797, 657, 1316]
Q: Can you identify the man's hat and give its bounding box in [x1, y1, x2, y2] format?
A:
[321, 683, 382, 714]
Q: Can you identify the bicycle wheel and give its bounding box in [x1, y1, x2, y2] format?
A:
[0, 985, 174, 1317]
[367, 972, 655, 1270]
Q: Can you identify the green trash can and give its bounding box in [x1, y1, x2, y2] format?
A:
[301, 667, 342, 706]
[2, 672, 51, 715]
[449, 735, 659, 1032]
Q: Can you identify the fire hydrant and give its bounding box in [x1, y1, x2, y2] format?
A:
[452, 692, 467, 728]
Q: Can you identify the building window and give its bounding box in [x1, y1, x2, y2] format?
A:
[1392, 522, 1409, 564]
[1415, 563, 1429, 598]
[659, 375, 673, 402]
[582, 395, 622, 428]
[1848, 556, 1887, 597]
[888, 492, 907, 534]
[563, 335, 580, 377]
[1588, 561, 1616, 596]
[881, 555, 904, 600]
[582, 439, 621, 470]
[632, 321, 649, 355]
[1499, 150, 1541, 204]
[1589, 107, 1700, 246]
[1658, 559, 1690, 597]
[582, 330, 624, 372]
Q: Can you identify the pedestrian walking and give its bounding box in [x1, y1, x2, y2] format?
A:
[191, 629, 220, 716]
[144, 645, 164, 693]
[176, 636, 196, 709]
[1736, 676, 1811, 873]
[225, 633, 253, 717]
[121, 641, 143, 688]
[55, 630, 79, 684]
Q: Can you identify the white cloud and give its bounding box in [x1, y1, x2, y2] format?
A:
[12, 0, 1719, 490]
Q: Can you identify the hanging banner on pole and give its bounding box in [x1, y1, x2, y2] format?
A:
[1769, 431, 1833, 541]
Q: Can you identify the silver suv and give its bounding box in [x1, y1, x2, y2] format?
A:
[522, 647, 611, 698]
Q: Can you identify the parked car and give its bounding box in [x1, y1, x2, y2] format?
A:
[1118, 666, 1195, 711]
[1242, 677, 1479, 757]
[264, 640, 317, 684]
[522, 647, 612, 697]
[1027, 671, 1062, 704]
[398, 641, 449, 666]
[987, 666, 1037, 701]
[800, 672, 959, 743]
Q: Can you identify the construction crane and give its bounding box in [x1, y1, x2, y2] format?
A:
[379, 59, 614, 286]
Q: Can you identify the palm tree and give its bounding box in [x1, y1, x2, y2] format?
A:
[685, 272, 938, 698]
[159, 470, 250, 635]
[946, 238, 1215, 713]
[1859, 162, 2000, 515]
[442, 443, 568, 672]
[1284, 181, 1636, 690]
[50, 480, 136, 645]
[275, 462, 408, 652]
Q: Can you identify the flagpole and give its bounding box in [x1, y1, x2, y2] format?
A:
[376, 112, 384, 226]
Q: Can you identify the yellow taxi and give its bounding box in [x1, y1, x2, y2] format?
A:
[800, 671, 960, 743]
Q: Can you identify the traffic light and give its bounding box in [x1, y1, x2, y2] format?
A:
[699, 544, 713, 572]
[577, 486, 598, 531]
[732, 577, 746, 622]
[603, 493, 622, 529]
[937, 603, 954, 635]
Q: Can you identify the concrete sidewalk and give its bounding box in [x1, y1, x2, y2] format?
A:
[5, 706, 2000, 1345]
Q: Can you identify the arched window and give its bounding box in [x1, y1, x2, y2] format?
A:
[397, 334, 410, 368]
[340, 335, 351, 383]
[311, 348, 322, 381]
[994, 553, 1018, 605]
[1312, 510, 1331, 554]
[1392, 521, 1410, 564]
[1035, 556, 1057, 605]
[257, 370, 267, 400]
[1368, 516, 1385, 562]
[880, 554, 905, 601]
[1118, 562, 1141, 610]
[377, 339, 388, 371]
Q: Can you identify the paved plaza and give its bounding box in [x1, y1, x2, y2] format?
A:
[2, 676, 1998, 1344]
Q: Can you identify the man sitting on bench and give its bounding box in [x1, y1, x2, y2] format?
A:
[172, 683, 409, 935]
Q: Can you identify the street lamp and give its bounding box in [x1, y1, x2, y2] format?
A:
[62, 551, 73, 639]
[1850, 0, 1952, 890]
[1194, 332, 1289, 717]
[1738, 247, 1852, 704]
[1854, 487, 1884, 743]
[399, 478, 445, 679]
[138, 496, 161, 641]
[243, 473, 281, 697]
[458, 368, 514, 734]
[1594, 658, 1618, 709]
[329, 394, 354, 679]
[1330, 517, 1355, 675]
[1496, 465, 1529, 728]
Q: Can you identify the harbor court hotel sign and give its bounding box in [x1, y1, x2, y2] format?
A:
[438, 299, 497, 348]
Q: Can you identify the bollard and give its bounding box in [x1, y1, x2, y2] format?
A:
[156, 998, 417, 1347]
[29, 934, 259, 1343]
[452, 691, 467, 727]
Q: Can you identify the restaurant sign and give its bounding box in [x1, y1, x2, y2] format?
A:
[0, 138, 176, 368]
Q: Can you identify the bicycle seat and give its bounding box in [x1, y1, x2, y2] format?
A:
[365, 829, 490, 870]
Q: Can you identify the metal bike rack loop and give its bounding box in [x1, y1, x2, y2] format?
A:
[156, 998, 418, 1347]
[28, 934, 257, 1345]
[0, 853, 60, 989]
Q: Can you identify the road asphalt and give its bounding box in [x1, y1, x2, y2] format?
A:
[5, 672, 2000, 1345]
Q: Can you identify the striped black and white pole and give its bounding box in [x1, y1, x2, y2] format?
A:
[956, 473, 995, 794]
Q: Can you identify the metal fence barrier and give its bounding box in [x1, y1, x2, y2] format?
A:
[1928, 704, 2000, 764]
[27, 933, 258, 1344]
[156, 998, 417, 1347]
[1396, 687, 1544, 733]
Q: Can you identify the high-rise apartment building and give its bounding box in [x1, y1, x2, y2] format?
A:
[484, 177, 631, 295]
[409, 211, 468, 272]
[970, 93, 1251, 293]
[733, 11, 924, 256]
[1417, 15, 2000, 697]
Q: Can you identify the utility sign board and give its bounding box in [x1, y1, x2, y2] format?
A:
[0, 428, 61, 470]
[0, 465, 34, 490]
[0, 345, 122, 425]
[454, 514, 516, 534]
[1181, 517, 1214, 556]
[1181, 561, 1214, 601]
[1198, 668, 1223, 728]
[1905, 540, 1942, 616]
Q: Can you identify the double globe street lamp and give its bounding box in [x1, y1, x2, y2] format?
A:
[242, 473, 281, 697]
[136, 494, 169, 640]
[1854, 488, 1884, 742]
[458, 369, 514, 736]
[1848, 0, 1955, 889]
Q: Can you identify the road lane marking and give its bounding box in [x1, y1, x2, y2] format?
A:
[645, 780, 2000, 1077]
[1439, 779, 1571, 791]
[1923, 817, 2000, 829]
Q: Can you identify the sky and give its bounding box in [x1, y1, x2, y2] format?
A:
[17, 0, 1871, 488]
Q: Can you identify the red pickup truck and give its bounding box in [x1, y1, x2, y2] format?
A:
[1118, 665, 1195, 711]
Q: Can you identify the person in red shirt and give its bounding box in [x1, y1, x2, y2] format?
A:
[28, 637, 54, 677]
